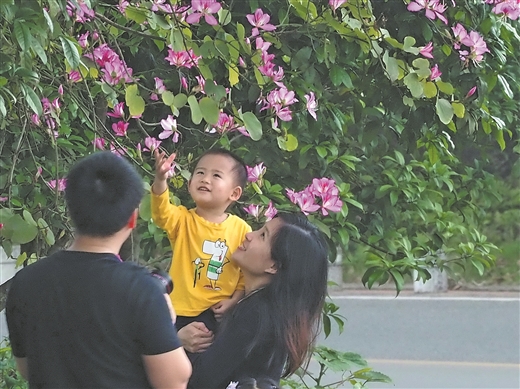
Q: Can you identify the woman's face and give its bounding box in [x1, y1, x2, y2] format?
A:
[232, 218, 283, 276]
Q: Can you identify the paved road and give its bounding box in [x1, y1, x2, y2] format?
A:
[311, 290, 520, 389]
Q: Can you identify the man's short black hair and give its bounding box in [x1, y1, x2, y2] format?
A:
[65, 152, 144, 237]
[196, 148, 248, 190]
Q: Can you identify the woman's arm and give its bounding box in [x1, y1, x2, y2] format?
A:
[188, 305, 260, 389]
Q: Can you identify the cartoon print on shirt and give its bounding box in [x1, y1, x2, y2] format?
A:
[193, 239, 229, 290]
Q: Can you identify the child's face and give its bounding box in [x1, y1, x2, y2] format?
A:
[188, 154, 242, 210]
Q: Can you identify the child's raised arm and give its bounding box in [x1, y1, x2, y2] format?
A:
[152, 149, 176, 195]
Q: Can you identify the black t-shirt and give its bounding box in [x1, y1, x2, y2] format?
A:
[188, 288, 286, 389]
[6, 251, 181, 388]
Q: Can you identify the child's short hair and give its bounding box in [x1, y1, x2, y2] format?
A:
[65, 151, 144, 237]
[196, 148, 247, 190]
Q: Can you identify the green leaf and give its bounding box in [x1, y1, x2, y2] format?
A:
[330, 65, 353, 88]
[285, 134, 298, 152]
[14, 20, 30, 52]
[199, 97, 219, 125]
[60, 37, 80, 69]
[31, 37, 48, 64]
[402, 36, 419, 54]
[4, 214, 38, 244]
[452, 102, 465, 118]
[42, 8, 54, 33]
[242, 112, 262, 141]
[125, 85, 145, 117]
[436, 80, 454, 95]
[0, 95, 6, 117]
[423, 81, 437, 98]
[497, 74, 514, 99]
[21, 84, 42, 116]
[162, 91, 174, 106]
[23, 210, 37, 226]
[173, 93, 188, 108]
[125, 6, 148, 24]
[187, 95, 202, 125]
[383, 51, 399, 82]
[436, 98, 454, 125]
[403, 73, 423, 98]
[16, 252, 27, 268]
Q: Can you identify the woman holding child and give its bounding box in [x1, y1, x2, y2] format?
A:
[178, 212, 329, 389]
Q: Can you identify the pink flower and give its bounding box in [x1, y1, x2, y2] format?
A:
[430, 64, 442, 80]
[117, 0, 130, 14]
[294, 189, 321, 215]
[407, 0, 448, 24]
[246, 8, 277, 37]
[107, 102, 125, 118]
[111, 121, 129, 136]
[92, 137, 106, 150]
[143, 137, 161, 152]
[66, 0, 95, 23]
[109, 142, 127, 156]
[185, 0, 221, 26]
[181, 76, 188, 90]
[154, 77, 167, 94]
[159, 115, 179, 142]
[460, 30, 489, 63]
[58, 84, 64, 96]
[78, 31, 89, 48]
[35, 166, 43, 180]
[264, 201, 278, 221]
[329, 0, 348, 12]
[304, 92, 318, 120]
[152, 0, 173, 13]
[419, 42, 434, 58]
[31, 114, 41, 126]
[68, 70, 82, 82]
[165, 48, 201, 69]
[243, 204, 260, 218]
[47, 178, 67, 192]
[491, 0, 520, 20]
[311, 178, 338, 198]
[246, 163, 266, 182]
[465, 86, 477, 99]
[451, 23, 468, 49]
[0, 196, 8, 202]
[321, 193, 343, 216]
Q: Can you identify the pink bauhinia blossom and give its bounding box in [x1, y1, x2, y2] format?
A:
[258, 61, 284, 82]
[304, 92, 318, 120]
[419, 42, 434, 58]
[294, 189, 321, 215]
[117, 0, 130, 14]
[154, 77, 167, 94]
[58, 84, 64, 96]
[311, 177, 338, 198]
[465, 86, 477, 98]
[180, 76, 188, 90]
[66, 0, 95, 23]
[92, 137, 106, 150]
[109, 142, 127, 156]
[243, 204, 260, 218]
[321, 192, 343, 216]
[159, 115, 179, 142]
[246, 163, 266, 183]
[107, 102, 125, 118]
[451, 23, 468, 49]
[264, 201, 278, 221]
[152, 0, 173, 13]
[430, 64, 442, 80]
[0, 196, 7, 202]
[460, 30, 489, 63]
[112, 121, 129, 136]
[165, 48, 201, 69]
[407, 0, 448, 24]
[487, 0, 520, 20]
[329, 0, 348, 12]
[78, 31, 89, 48]
[68, 70, 82, 82]
[143, 137, 161, 152]
[185, 0, 221, 26]
[246, 8, 277, 37]
[47, 178, 67, 192]
[31, 114, 41, 126]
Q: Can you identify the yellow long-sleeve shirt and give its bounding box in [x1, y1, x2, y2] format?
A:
[151, 189, 251, 316]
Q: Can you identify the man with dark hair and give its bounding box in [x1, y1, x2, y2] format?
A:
[6, 151, 192, 388]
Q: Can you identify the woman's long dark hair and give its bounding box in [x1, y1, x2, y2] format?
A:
[266, 213, 329, 376]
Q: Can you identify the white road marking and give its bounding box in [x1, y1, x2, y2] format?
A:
[330, 294, 519, 302]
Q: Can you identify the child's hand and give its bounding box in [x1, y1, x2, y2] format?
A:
[152, 149, 176, 195]
[211, 298, 237, 322]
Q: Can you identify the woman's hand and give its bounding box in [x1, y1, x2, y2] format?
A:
[177, 322, 214, 353]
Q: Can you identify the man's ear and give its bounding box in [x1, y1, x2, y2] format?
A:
[265, 262, 278, 275]
[229, 186, 243, 202]
[127, 209, 138, 229]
